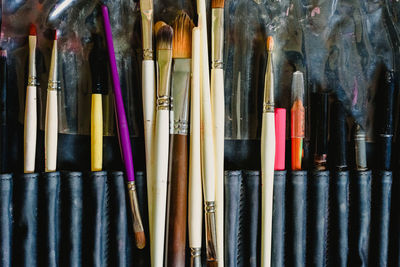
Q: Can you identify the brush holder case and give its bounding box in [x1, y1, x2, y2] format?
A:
[272, 170, 286, 267]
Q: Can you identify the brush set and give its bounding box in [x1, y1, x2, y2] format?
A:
[1, 1, 400, 267]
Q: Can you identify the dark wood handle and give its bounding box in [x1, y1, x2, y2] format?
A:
[166, 134, 188, 267]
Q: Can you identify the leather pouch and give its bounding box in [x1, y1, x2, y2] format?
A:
[287, 170, 307, 267]
[272, 170, 286, 267]
[308, 170, 329, 267]
[82, 171, 109, 267]
[60, 171, 83, 267]
[349, 170, 371, 267]
[0, 174, 12, 267]
[12, 173, 39, 267]
[329, 171, 349, 267]
[370, 170, 392, 266]
[38, 171, 61, 267]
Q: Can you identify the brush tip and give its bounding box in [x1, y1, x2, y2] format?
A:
[156, 22, 173, 50]
[154, 21, 167, 35]
[135, 231, 146, 249]
[211, 0, 225, 8]
[172, 11, 194, 58]
[29, 24, 37, 36]
[54, 30, 58, 40]
[0, 50, 7, 57]
[267, 36, 274, 51]
[206, 261, 219, 267]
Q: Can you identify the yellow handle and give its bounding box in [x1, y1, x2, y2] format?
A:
[91, 94, 103, 171]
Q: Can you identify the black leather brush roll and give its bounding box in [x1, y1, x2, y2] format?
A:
[272, 170, 286, 267]
[308, 170, 329, 267]
[12, 173, 39, 267]
[38, 171, 61, 267]
[370, 170, 392, 266]
[329, 171, 349, 267]
[0, 174, 12, 267]
[287, 170, 307, 267]
[349, 170, 372, 267]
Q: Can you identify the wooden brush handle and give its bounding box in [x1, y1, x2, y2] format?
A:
[142, 59, 156, 228]
[91, 94, 103, 171]
[24, 85, 37, 173]
[166, 134, 188, 267]
[45, 89, 58, 172]
[261, 112, 275, 267]
[152, 108, 170, 267]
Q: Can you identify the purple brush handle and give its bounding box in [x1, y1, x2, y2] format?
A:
[101, 5, 135, 182]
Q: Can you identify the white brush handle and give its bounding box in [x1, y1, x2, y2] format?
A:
[261, 112, 275, 267]
[142, 59, 156, 230]
[189, 27, 203, 249]
[45, 90, 58, 172]
[151, 109, 169, 267]
[211, 68, 224, 266]
[24, 85, 37, 173]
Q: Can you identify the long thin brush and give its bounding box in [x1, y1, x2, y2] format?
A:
[166, 11, 193, 267]
[0, 49, 7, 173]
[24, 24, 38, 173]
[261, 36, 275, 267]
[101, 5, 145, 249]
[152, 21, 173, 267]
[211, 0, 225, 265]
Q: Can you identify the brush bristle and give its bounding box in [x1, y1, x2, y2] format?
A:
[267, 36, 274, 51]
[135, 231, 146, 249]
[211, 0, 225, 8]
[154, 21, 167, 35]
[0, 50, 7, 57]
[29, 24, 37, 36]
[156, 22, 173, 50]
[206, 261, 219, 267]
[172, 11, 194, 58]
[54, 29, 58, 40]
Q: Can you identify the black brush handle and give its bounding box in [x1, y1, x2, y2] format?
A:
[331, 101, 347, 170]
[0, 54, 6, 172]
[0, 174, 12, 267]
[272, 171, 286, 267]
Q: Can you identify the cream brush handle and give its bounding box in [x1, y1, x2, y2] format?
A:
[261, 112, 275, 267]
[45, 89, 58, 172]
[151, 108, 169, 267]
[24, 85, 37, 173]
[142, 59, 156, 228]
[211, 68, 224, 267]
[189, 27, 203, 251]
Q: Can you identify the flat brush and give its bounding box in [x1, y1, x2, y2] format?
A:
[140, 0, 156, 229]
[45, 30, 58, 173]
[165, 12, 193, 267]
[101, 5, 145, 249]
[211, 0, 225, 264]
[0, 49, 7, 173]
[89, 34, 108, 172]
[24, 24, 38, 173]
[152, 21, 173, 267]
[261, 36, 275, 267]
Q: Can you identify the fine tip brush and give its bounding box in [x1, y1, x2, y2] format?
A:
[211, 0, 225, 264]
[166, 11, 193, 267]
[153, 21, 173, 267]
[45, 29, 58, 173]
[101, 4, 145, 249]
[261, 35, 275, 267]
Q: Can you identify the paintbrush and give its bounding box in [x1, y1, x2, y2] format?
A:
[89, 34, 108, 172]
[189, 27, 202, 267]
[261, 36, 275, 267]
[313, 92, 329, 171]
[45, 30, 58, 173]
[211, 0, 225, 264]
[24, 24, 38, 173]
[165, 12, 193, 267]
[101, 5, 145, 249]
[152, 21, 173, 267]
[354, 124, 367, 171]
[291, 71, 305, 171]
[140, 0, 156, 229]
[0, 49, 7, 173]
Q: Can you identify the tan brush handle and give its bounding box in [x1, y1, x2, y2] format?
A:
[24, 85, 37, 173]
[166, 134, 188, 267]
[45, 89, 58, 172]
[91, 93, 103, 171]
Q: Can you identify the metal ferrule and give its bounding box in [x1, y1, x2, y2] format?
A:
[28, 36, 37, 86]
[156, 49, 172, 110]
[171, 59, 191, 135]
[354, 125, 367, 171]
[48, 40, 58, 91]
[190, 248, 202, 267]
[212, 8, 224, 69]
[263, 51, 274, 113]
[140, 0, 153, 60]
[47, 80, 58, 91]
[205, 201, 218, 262]
[128, 181, 145, 233]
